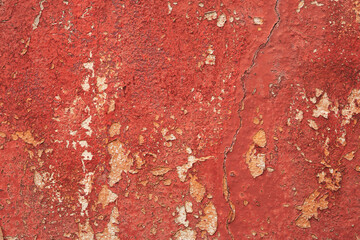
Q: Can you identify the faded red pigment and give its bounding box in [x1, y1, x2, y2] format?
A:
[0, 0, 360, 239]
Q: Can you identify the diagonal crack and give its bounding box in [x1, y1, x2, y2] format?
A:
[222, 0, 281, 238]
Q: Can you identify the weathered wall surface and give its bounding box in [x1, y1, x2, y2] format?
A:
[0, 0, 359, 239]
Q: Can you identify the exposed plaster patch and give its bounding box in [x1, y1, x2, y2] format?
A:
[175, 205, 189, 227]
[81, 116, 93, 136]
[337, 131, 347, 146]
[83, 62, 95, 77]
[107, 140, 133, 186]
[93, 92, 107, 112]
[205, 54, 216, 65]
[190, 175, 205, 202]
[205, 45, 216, 65]
[150, 167, 171, 176]
[344, 151, 356, 161]
[253, 17, 263, 25]
[341, 89, 360, 125]
[80, 172, 94, 195]
[177, 155, 213, 182]
[97, 185, 118, 208]
[295, 110, 303, 121]
[79, 195, 89, 216]
[354, 1, 360, 23]
[204, 11, 217, 20]
[253, 129, 266, 147]
[313, 93, 331, 119]
[109, 122, 121, 137]
[246, 145, 266, 178]
[82, 150, 93, 161]
[217, 13, 226, 27]
[16, 130, 44, 146]
[311, 0, 324, 6]
[34, 171, 47, 188]
[79, 140, 89, 148]
[96, 207, 120, 239]
[185, 201, 193, 213]
[315, 88, 323, 97]
[82, 76, 90, 91]
[196, 202, 218, 235]
[78, 219, 94, 240]
[295, 190, 328, 228]
[173, 228, 196, 240]
[307, 119, 319, 130]
[317, 169, 342, 191]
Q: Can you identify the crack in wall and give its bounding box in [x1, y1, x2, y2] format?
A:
[222, 0, 281, 238]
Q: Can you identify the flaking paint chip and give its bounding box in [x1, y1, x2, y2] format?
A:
[190, 175, 205, 202]
[204, 11, 217, 21]
[196, 202, 218, 235]
[253, 129, 266, 147]
[295, 190, 328, 228]
[217, 13, 226, 27]
[109, 122, 121, 137]
[253, 17, 263, 25]
[97, 185, 118, 208]
[107, 140, 133, 186]
[246, 145, 266, 178]
[16, 130, 44, 147]
[151, 167, 171, 176]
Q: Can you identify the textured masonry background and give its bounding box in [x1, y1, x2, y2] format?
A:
[0, 0, 360, 239]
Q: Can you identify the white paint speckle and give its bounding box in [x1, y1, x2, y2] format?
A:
[81, 116, 93, 136]
[175, 205, 189, 227]
[217, 13, 226, 27]
[32, 0, 45, 30]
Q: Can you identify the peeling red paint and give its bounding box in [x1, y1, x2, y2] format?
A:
[1, 0, 360, 239]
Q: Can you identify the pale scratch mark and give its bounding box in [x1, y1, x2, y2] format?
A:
[32, 0, 46, 30]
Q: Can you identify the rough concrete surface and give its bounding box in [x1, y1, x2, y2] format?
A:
[0, 0, 359, 239]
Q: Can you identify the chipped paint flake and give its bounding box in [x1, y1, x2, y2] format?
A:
[109, 122, 121, 137]
[245, 145, 266, 178]
[175, 205, 189, 227]
[217, 13, 226, 27]
[16, 130, 44, 146]
[174, 228, 196, 240]
[177, 155, 213, 182]
[34, 171, 45, 188]
[97, 185, 118, 208]
[344, 151, 355, 161]
[78, 219, 94, 240]
[190, 176, 205, 202]
[308, 119, 319, 130]
[150, 167, 171, 176]
[253, 17, 264, 25]
[83, 62, 95, 77]
[81, 150, 93, 161]
[80, 172, 94, 195]
[295, 190, 328, 228]
[79, 195, 89, 216]
[185, 201, 193, 213]
[32, 0, 45, 30]
[81, 116, 93, 136]
[96, 76, 108, 92]
[196, 202, 218, 235]
[341, 89, 360, 125]
[296, 0, 305, 13]
[204, 11, 217, 20]
[107, 140, 133, 186]
[96, 207, 120, 240]
[313, 93, 331, 119]
[253, 129, 266, 147]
